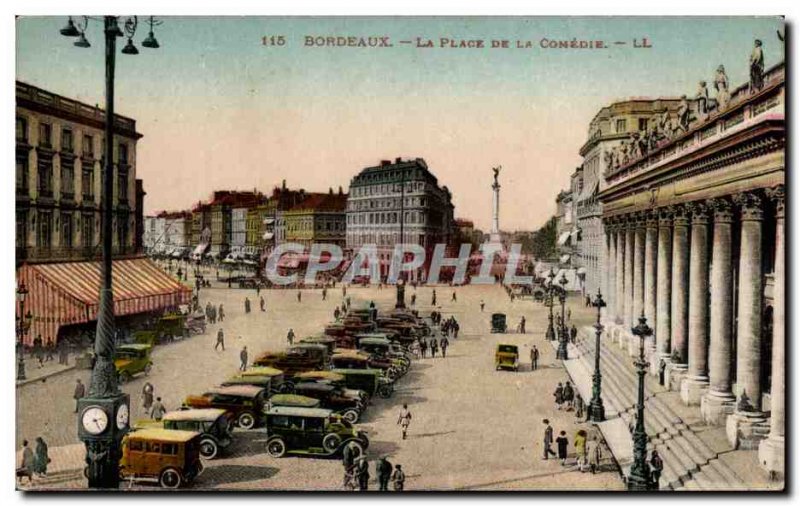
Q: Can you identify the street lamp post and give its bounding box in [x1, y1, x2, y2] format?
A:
[588, 288, 607, 422]
[628, 312, 653, 491]
[60, 15, 161, 489]
[545, 268, 556, 341]
[16, 281, 31, 381]
[556, 272, 569, 360]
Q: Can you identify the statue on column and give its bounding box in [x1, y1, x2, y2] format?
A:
[492, 166, 501, 189]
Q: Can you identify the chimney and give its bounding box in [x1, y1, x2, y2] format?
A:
[329, 187, 333, 195]
[380, 159, 391, 166]
[338, 186, 343, 195]
[395, 157, 402, 164]
[282, 179, 286, 190]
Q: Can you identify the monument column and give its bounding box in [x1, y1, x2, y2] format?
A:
[489, 166, 501, 243]
[654, 208, 673, 376]
[644, 211, 658, 373]
[681, 202, 711, 405]
[727, 191, 769, 449]
[701, 198, 736, 424]
[666, 205, 690, 390]
[759, 185, 785, 476]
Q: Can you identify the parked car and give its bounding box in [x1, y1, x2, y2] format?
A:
[220, 375, 272, 401]
[264, 406, 369, 458]
[268, 393, 321, 409]
[299, 336, 337, 355]
[288, 343, 330, 367]
[293, 371, 369, 404]
[253, 349, 326, 376]
[495, 343, 519, 371]
[491, 313, 507, 333]
[240, 366, 288, 393]
[183, 385, 266, 430]
[119, 428, 204, 489]
[114, 344, 154, 384]
[152, 408, 233, 460]
[330, 368, 394, 399]
[291, 382, 364, 423]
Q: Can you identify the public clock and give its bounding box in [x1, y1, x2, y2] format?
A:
[116, 403, 129, 429]
[81, 406, 109, 435]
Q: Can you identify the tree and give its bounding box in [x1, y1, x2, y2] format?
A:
[530, 216, 558, 260]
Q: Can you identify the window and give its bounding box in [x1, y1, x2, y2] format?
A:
[129, 440, 144, 452]
[638, 118, 648, 131]
[37, 211, 52, 249]
[61, 213, 73, 248]
[38, 157, 53, 197]
[39, 123, 52, 147]
[61, 128, 74, 152]
[16, 117, 27, 142]
[82, 134, 94, 157]
[146, 442, 161, 454]
[82, 167, 95, 199]
[16, 210, 28, 248]
[118, 168, 129, 203]
[161, 443, 178, 456]
[81, 214, 94, 249]
[119, 143, 129, 164]
[16, 155, 29, 194]
[61, 161, 75, 198]
[615, 118, 627, 133]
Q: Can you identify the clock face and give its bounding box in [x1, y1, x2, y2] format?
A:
[82, 406, 109, 435]
[116, 403, 129, 429]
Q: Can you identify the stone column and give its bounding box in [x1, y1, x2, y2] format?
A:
[644, 211, 658, 373]
[606, 223, 617, 325]
[666, 205, 690, 391]
[629, 215, 646, 356]
[654, 208, 672, 377]
[681, 202, 711, 405]
[623, 219, 635, 349]
[759, 185, 785, 475]
[727, 191, 769, 449]
[701, 198, 736, 424]
[615, 220, 625, 327]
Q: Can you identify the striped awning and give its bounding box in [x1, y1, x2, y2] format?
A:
[17, 257, 192, 346]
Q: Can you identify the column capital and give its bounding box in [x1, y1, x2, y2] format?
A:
[658, 207, 673, 228]
[766, 185, 785, 219]
[709, 197, 735, 224]
[632, 211, 647, 230]
[644, 209, 659, 229]
[687, 201, 711, 225]
[734, 191, 766, 222]
[668, 204, 690, 227]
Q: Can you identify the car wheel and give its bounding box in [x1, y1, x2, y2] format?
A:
[159, 468, 183, 489]
[237, 412, 256, 430]
[342, 409, 360, 424]
[266, 437, 287, 458]
[377, 385, 393, 399]
[348, 441, 365, 458]
[199, 438, 219, 460]
[144, 363, 153, 376]
[118, 371, 131, 384]
[278, 383, 295, 394]
[322, 433, 342, 453]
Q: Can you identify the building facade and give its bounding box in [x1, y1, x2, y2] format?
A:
[597, 62, 784, 473]
[284, 190, 348, 249]
[346, 157, 455, 278]
[230, 207, 249, 257]
[16, 81, 142, 266]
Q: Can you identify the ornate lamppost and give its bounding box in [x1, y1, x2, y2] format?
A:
[60, 14, 161, 489]
[16, 281, 33, 381]
[588, 288, 606, 422]
[555, 272, 569, 360]
[544, 268, 556, 341]
[628, 312, 653, 491]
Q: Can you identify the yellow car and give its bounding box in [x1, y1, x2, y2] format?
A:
[495, 344, 519, 371]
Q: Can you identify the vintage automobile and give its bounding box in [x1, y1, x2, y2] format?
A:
[134, 408, 233, 460]
[288, 343, 330, 367]
[299, 336, 337, 355]
[331, 368, 394, 399]
[119, 428, 204, 489]
[293, 370, 369, 404]
[495, 344, 520, 371]
[114, 344, 154, 384]
[264, 406, 369, 458]
[331, 350, 400, 379]
[253, 348, 326, 375]
[491, 313, 508, 333]
[268, 393, 321, 409]
[357, 336, 412, 369]
[240, 366, 289, 393]
[182, 385, 267, 430]
[291, 382, 364, 423]
[220, 375, 271, 402]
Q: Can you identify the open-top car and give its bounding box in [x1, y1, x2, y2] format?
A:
[292, 382, 364, 423]
[495, 343, 519, 371]
[114, 344, 154, 384]
[264, 406, 369, 458]
[119, 428, 204, 489]
[183, 385, 266, 430]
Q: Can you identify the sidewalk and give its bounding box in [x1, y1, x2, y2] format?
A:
[15, 443, 85, 491]
[16, 356, 76, 388]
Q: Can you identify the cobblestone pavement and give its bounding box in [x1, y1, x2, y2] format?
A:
[16, 281, 623, 491]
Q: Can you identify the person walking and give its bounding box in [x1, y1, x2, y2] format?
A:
[575, 393, 585, 420]
[355, 455, 370, 491]
[18, 440, 34, 484]
[334, 306, 341, 321]
[531, 345, 540, 371]
[215, 328, 225, 351]
[419, 339, 427, 359]
[410, 293, 416, 306]
[451, 291, 457, 302]
[377, 456, 393, 491]
[322, 287, 327, 301]
[151, 397, 166, 421]
[397, 404, 412, 440]
[431, 289, 437, 306]
[480, 300, 485, 312]
[287, 328, 295, 346]
[244, 297, 251, 314]
[518, 316, 526, 334]
[440, 336, 449, 358]
[45, 339, 55, 362]
[453, 319, 460, 339]
[240, 346, 248, 371]
[73, 379, 85, 413]
[553, 382, 564, 410]
[542, 419, 556, 460]
[260, 296, 266, 312]
[141, 382, 154, 417]
[587, 436, 602, 474]
[570, 324, 578, 344]
[650, 449, 664, 489]
[574, 430, 587, 471]
[33, 437, 49, 477]
[564, 381, 575, 410]
[429, 338, 438, 358]
[58, 340, 69, 365]
[567, 307, 572, 321]
[218, 304, 225, 322]
[297, 290, 302, 303]
[391, 464, 406, 491]
[556, 430, 569, 465]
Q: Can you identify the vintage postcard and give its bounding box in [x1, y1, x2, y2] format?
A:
[13, 15, 785, 492]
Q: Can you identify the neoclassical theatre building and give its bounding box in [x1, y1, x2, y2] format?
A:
[598, 62, 784, 475]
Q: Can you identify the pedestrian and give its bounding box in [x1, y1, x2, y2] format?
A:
[397, 404, 412, 440]
[215, 328, 225, 351]
[334, 306, 341, 321]
[430, 338, 438, 358]
[244, 297, 251, 314]
[391, 464, 406, 491]
[419, 339, 427, 358]
[556, 430, 569, 465]
[567, 307, 572, 321]
[355, 455, 369, 491]
[73, 379, 85, 413]
[587, 436, 602, 474]
[480, 299, 485, 312]
[142, 381, 154, 416]
[45, 339, 55, 362]
[563, 381, 575, 411]
[542, 419, 556, 460]
[411, 293, 416, 306]
[531, 345, 539, 370]
[17, 440, 34, 484]
[451, 291, 457, 302]
[570, 324, 578, 344]
[554, 382, 564, 410]
[260, 296, 266, 312]
[240, 346, 248, 371]
[650, 449, 664, 489]
[151, 397, 166, 421]
[440, 336, 449, 358]
[377, 456, 393, 491]
[33, 437, 49, 477]
[518, 316, 526, 334]
[58, 340, 69, 365]
[218, 304, 225, 322]
[575, 393, 585, 420]
[453, 320, 460, 339]
[322, 287, 327, 301]
[256, 284, 261, 297]
[287, 328, 295, 346]
[297, 291, 302, 303]
[574, 429, 587, 471]
[431, 289, 437, 306]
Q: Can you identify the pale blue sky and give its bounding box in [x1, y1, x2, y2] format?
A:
[16, 16, 784, 230]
